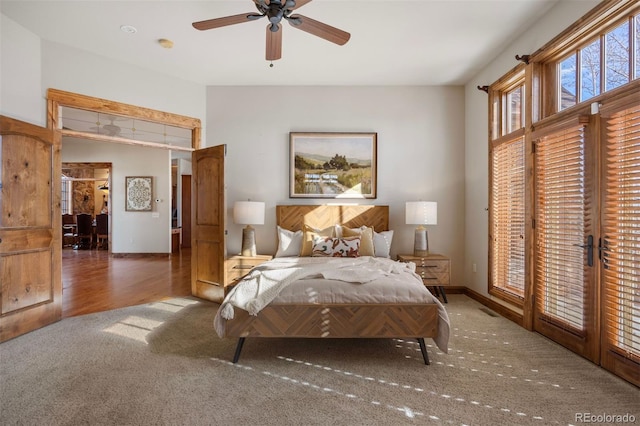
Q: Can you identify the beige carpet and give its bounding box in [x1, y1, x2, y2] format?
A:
[1, 295, 637, 425]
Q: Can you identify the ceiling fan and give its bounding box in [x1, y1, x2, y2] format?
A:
[192, 0, 350, 61]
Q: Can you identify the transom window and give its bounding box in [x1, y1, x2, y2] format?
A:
[558, 11, 640, 111]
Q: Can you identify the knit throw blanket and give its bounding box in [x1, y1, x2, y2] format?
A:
[213, 257, 418, 337]
[218, 256, 407, 321]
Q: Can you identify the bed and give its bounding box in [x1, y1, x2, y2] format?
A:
[214, 205, 450, 364]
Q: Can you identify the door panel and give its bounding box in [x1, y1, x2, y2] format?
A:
[533, 121, 599, 362]
[0, 116, 61, 342]
[191, 145, 225, 303]
[599, 98, 640, 386]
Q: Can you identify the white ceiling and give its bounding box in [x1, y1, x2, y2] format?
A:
[1, 0, 562, 86]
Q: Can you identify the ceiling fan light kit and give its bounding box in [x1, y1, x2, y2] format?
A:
[192, 0, 350, 61]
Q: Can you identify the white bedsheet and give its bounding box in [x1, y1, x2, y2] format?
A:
[214, 256, 450, 353]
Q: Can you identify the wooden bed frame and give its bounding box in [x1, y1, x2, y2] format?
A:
[223, 205, 440, 364]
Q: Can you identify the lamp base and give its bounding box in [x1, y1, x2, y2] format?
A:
[241, 225, 256, 257]
[413, 227, 430, 257]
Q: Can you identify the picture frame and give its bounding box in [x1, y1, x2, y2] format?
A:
[125, 176, 153, 211]
[290, 132, 377, 199]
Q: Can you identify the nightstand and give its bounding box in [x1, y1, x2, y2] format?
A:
[397, 253, 451, 303]
[224, 254, 273, 291]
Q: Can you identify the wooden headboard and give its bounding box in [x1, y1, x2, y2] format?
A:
[276, 205, 389, 232]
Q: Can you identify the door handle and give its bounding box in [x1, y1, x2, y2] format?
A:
[573, 234, 593, 267]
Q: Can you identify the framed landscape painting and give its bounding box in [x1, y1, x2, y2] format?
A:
[290, 132, 377, 199]
[125, 176, 153, 211]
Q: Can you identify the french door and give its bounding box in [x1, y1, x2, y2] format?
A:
[533, 117, 599, 362]
[599, 95, 640, 385]
[533, 91, 640, 386]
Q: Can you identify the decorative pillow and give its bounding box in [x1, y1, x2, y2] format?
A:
[373, 230, 394, 258]
[311, 236, 360, 257]
[275, 226, 303, 257]
[300, 224, 336, 256]
[340, 225, 375, 257]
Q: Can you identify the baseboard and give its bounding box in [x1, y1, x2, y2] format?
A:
[111, 253, 171, 258]
[462, 287, 524, 327]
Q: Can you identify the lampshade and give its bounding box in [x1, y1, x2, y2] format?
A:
[405, 201, 438, 225]
[233, 201, 265, 225]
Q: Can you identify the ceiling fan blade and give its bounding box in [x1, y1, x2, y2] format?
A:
[290, 0, 312, 10]
[192, 13, 262, 31]
[288, 14, 350, 45]
[266, 23, 283, 61]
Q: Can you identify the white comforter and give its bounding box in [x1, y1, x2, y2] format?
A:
[214, 256, 450, 352]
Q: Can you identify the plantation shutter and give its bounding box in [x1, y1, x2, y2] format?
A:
[600, 97, 640, 386]
[490, 136, 525, 298]
[532, 118, 598, 362]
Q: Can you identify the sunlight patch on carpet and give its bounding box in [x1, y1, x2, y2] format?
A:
[149, 298, 199, 313]
[210, 356, 429, 420]
[274, 355, 546, 423]
[103, 315, 163, 344]
[210, 356, 544, 423]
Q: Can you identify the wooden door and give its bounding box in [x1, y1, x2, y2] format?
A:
[181, 174, 192, 248]
[533, 119, 599, 363]
[191, 145, 225, 302]
[599, 95, 640, 386]
[0, 116, 62, 342]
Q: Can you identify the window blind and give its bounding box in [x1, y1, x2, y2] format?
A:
[491, 137, 525, 297]
[534, 125, 588, 332]
[602, 102, 640, 365]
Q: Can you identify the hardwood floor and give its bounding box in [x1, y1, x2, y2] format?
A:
[62, 247, 192, 318]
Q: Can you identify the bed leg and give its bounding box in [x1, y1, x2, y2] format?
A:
[232, 337, 246, 363]
[417, 338, 430, 365]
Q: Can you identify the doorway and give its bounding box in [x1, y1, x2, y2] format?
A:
[62, 162, 111, 251]
[50, 89, 201, 317]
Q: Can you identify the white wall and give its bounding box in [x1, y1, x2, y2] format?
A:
[208, 85, 466, 285]
[1, 18, 207, 253]
[0, 15, 42, 125]
[62, 139, 172, 253]
[41, 40, 206, 134]
[463, 0, 601, 301]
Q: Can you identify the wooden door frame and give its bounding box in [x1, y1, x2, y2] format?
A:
[47, 89, 201, 151]
[47, 89, 203, 298]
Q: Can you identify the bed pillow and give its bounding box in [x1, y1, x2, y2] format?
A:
[300, 224, 336, 256]
[340, 225, 375, 257]
[372, 230, 394, 258]
[275, 226, 303, 257]
[311, 236, 361, 257]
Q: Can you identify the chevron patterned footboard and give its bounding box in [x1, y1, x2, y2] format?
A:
[224, 303, 438, 364]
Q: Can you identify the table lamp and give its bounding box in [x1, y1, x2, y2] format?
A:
[233, 201, 265, 257]
[405, 201, 438, 256]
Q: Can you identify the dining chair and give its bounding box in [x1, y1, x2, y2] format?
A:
[62, 214, 76, 247]
[95, 213, 108, 250]
[75, 213, 93, 250]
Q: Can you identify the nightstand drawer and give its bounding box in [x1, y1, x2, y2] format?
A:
[397, 254, 451, 287]
[414, 259, 448, 272]
[224, 254, 272, 286]
[415, 266, 450, 286]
